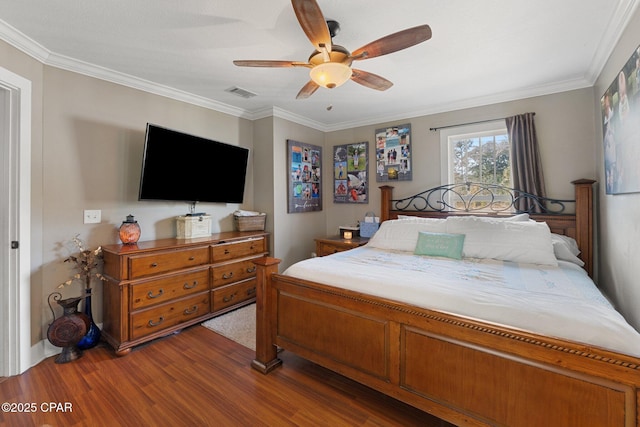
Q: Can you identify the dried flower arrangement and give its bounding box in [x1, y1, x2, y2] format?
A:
[58, 235, 106, 290]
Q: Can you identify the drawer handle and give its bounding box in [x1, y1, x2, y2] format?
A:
[183, 281, 198, 289]
[150, 262, 158, 268]
[222, 272, 234, 279]
[183, 305, 198, 315]
[246, 266, 256, 273]
[147, 289, 164, 299]
[223, 292, 237, 303]
[148, 316, 164, 327]
[247, 287, 256, 296]
[250, 245, 255, 250]
[224, 249, 230, 255]
[188, 256, 195, 261]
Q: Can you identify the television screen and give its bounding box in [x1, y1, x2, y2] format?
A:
[138, 124, 249, 204]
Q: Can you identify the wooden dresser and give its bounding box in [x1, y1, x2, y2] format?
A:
[101, 231, 268, 355]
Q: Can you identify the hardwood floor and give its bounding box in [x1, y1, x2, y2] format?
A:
[0, 325, 454, 427]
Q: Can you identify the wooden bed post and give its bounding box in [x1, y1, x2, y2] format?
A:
[572, 179, 596, 278]
[379, 185, 394, 222]
[251, 257, 283, 374]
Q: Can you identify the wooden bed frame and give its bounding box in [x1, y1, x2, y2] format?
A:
[252, 179, 640, 426]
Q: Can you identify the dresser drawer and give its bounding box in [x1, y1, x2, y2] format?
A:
[211, 278, 257, 312]
[211, 238, 266, 262]
[211, 258, 259, 289]
[315, 241, 342, 257]
[130, 292, 210, 340]
[130, 268, 209, 310]
[128, 247, 209, 279]
[315, 236, 369, 257]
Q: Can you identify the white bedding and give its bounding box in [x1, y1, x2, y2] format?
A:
[284, 246, 640, 358]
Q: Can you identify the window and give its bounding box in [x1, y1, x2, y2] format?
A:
[440, 121, 513, 211]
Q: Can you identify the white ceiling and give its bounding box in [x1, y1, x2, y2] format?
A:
[1, 0, 638, 130]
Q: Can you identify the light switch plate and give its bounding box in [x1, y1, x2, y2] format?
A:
[83, 209, 101, 224]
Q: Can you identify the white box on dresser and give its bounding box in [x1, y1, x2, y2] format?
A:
[176, 215, 211, 238]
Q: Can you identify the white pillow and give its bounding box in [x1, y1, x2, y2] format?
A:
[445, 216, 557, 266]
[367, 218, 447, 252]
[396, 213, 529, 222]
[551, 234, 584, 266]
[493, 213, 530, 222]
[396, 215, 444, 221]
[461, 213, 530, 222]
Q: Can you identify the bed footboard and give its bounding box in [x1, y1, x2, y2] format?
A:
[252, 258, 640, 427]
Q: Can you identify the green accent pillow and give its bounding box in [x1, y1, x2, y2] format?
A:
[414, 231, 465, 260]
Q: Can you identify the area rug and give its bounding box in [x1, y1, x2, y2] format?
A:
[201, 304, 255, 351]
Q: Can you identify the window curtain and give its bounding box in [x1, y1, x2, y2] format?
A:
[505, 112, 546, 212]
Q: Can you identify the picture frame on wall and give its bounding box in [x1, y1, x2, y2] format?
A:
[601, 44, 640, 195]
[333, 142, 368, 204]
[287, 139, 322, 213]
[375, 123, 412, 182]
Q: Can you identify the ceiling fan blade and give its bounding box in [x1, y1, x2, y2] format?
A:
[351, 24, 432, 60]
[296, 80, 320, 99]
[291, 0, 332, 52]
[233, 60, 310, 68]
[351, 69, 393, 91]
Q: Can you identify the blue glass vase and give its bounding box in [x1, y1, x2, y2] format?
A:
[77, 288, 101, 350]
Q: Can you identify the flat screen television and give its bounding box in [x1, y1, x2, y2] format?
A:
[138, 124, 249, 208]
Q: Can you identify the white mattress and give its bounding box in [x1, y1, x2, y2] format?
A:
[284, 246, 640, 358]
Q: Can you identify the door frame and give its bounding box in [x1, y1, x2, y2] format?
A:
[0, 66, 31, 377]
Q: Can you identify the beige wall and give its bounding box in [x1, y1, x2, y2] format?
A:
[271, 116, 325, 269]
[594, 6, 640, 330]
[252, 117, 276, 254]
[2, 55, 255, 346]
[324, 88, 598, 238]
[39, 66, 255, 339]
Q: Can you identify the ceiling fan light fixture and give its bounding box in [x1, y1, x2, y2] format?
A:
[309, 62, 352, 89]
[233, 2, 431, 98]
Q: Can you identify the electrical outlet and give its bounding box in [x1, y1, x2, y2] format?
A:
[83, 209, 101, 224]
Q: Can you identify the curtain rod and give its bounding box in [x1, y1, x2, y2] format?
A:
[429, 113, 535, 131]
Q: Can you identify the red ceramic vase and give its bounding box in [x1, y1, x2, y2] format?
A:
[119, 214, 141, 244]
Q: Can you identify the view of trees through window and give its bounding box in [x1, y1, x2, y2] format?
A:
[448, 130, 513, 212]
[451, 131, 511, 186]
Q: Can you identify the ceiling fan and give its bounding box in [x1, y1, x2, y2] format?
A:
[233, 0, 432, 99]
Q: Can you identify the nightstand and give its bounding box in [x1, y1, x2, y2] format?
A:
[315, 235, 369, 257]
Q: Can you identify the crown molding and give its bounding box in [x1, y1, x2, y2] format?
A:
[0, 19, 252, 120]
[45, 52, 252, 119]
[270, 107, 327, 131]
[0, 18, 50, 62]
[585, 0, 640, 83]
[1, 1, 638, 134]
[321, 77, 593, 132]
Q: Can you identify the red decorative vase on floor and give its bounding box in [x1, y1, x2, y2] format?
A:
[119, 214, 141, 244]
[46, 292, 90, 363]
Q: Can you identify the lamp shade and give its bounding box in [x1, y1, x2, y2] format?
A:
[309, 62, 352, 89]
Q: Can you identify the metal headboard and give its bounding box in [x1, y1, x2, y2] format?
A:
[390, 182, 573, 215]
